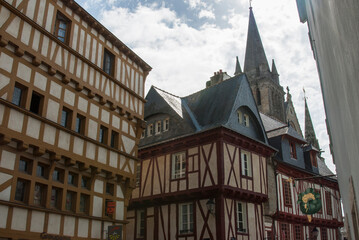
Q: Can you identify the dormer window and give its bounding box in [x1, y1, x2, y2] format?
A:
[155, 121, 161, 135]
[147, 124, 153, 136]
[311, 151, 318, 167]
[290, 142, 297, 159]
[237, 110, 249, 127]
[163, 118, 169, 131]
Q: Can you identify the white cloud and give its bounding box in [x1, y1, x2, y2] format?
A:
[198, 9, 215, 19]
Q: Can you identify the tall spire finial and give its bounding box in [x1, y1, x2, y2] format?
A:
[304, 88, 320, 151]
[234, 56, 242, 75]
[250, 0, 252, 8]
[303, 87, 308, 100]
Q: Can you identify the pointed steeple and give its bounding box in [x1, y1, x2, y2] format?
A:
[244, 7, 270, 73]
[234, 56, 242, 75]
[304, 95, 320, 150]
[271, 59, 279, 84]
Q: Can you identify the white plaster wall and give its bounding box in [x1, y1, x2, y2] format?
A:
[92, 196, 103, 217]
[43, 125, 56, 145]
[46, 99, 60, 122]
[6, 16, 20, 38]
[77, 96, 88, 113]
[8, 109, 24, 133]
[0, 52, 13, 74]
[101, 109, 109, 124]
[122, 120, 128, 133]
[30, 211, 45, 233]
[0, 150, 16, 170]
[116, 184, 124, 198]
[112, 115, 120, 129]
[63, 216, 75, 236]
[94, 179, 104, 194]
[116, 201, 124, 220]
[91, 220, 101, 239]
[0, 205, 9, 228]
[11, 207, 27, 231]
[47, 213, 61, 234]
[26, 117, 41, 139]
[16, 62, 31, 82]
[90, 103, 99, 118]
[87, 119, 98, 140]
[97, 147, 107, 164]
[77, 218, 89, 238]
[109, 151, 118, 168]
[34, 72, 47, 91]
[86, 142, 96, 160]
[64, 89, 75, 106]
[121, 136, 135, 155]
[73, 137, 84, 156]
[0, 185, 11, 201]
[58, 131, 70, 150]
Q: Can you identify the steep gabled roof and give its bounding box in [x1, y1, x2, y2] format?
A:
[244, 7, 270, 73]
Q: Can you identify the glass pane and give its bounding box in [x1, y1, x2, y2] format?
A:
[61, 110, 67, 127]
[12, 87, 22, 106]
[50, 189, 58, 208]
[75, 117, 81, 133]
[15, 180, 25, 201]
[36, 165, 44, 177]
[59, 21, 67, 29]
[68, 174, 74, 185]
[66, 192, 72, 210]
[34, 184, 42, 205]
[19, 159, 27, 172]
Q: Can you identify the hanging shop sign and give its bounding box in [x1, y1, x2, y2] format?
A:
[297, 188, 322, 222]
[108, 225, 122, 240]
[106, 200, 116, 216]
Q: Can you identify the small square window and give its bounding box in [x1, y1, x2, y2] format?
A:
[61, 107, 72, 129]
[81, 176, 91, 190]
[15, 178, 30, 202]
[34, 183, 47, 206]
[12, 83, 27, 107]
[106, 182, 114, 195]
[75, 114, 85, 134]
[67, 172, 77, 186]
[110, 130, 119, 149]
[50, 187, 62, 209]
[19, 157, 32, 175]
[241, 151, 252, 177]
[54, 12, 71, 44]
[36, 163, 48, 178]
[103, 49, 115, 76]
[99, 125, 108, 144]
[52, 168, 64, 182]
[155, 121, 161, 134]
[29, 91, 44, 115]
[79, 194, 89, 213]
[65, 191, 76, 211]
[163, 118, 169, 131]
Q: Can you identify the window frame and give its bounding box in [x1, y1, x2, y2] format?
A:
[147, 124, 153, 136]
[79, 193, 90, 214]
[110, 130, 119, 149]
[54, 11, 71, 44]
[33, 183, 47, 207]
[103, 49, 115, 76]
[15, 178, 30, 203]
[163, 118, 169, 131]
[171, 151, 186, 180]
[12, 82, 27, 107]
[236, 201, 248, 234]
[75, 114, 85, 134]
[29, 91, 44, 115]
[179, 202, 194, 235]
[19, 157, 32, 175]
[155, 121, 161, 135]
[65, 191, 76, 211]
[280, 222, 290, 240]
[282, 179, 293, 207]
[311, 151, 318, 167]
[136, 209, 146, 239]
[61, 107, 73, 129]
[325, 191, 332, 215]
[50, 187, 62, 209]
[293, 224, 303, 240]
[99, 125, 108, 144]
[290, 141, 297, 159]
[240, 150, 252, 178]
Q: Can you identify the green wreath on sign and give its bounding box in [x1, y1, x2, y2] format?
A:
[297, 188, 322, 222]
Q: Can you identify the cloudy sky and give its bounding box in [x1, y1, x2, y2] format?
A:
[77, 0, 335, 172]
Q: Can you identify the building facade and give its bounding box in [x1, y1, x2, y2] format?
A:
[0, 0, 150, 239]
[127, 75, 275, 240]
[295, 0, 359, 238]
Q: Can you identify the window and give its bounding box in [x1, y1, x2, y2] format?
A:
[172, 152, 186, 179]
[283, 179, 292, 207]
[311, 151, 318, 167]
[81, 176, 91, 190]
[61, 107, 72, 129]
[241, 151, 252, 177]
[54, 12, 71, 44]
[294, 224, 302, 240]
[280, 223, 290, 240]
[65, 191, 76, 211]
[34, 183, 46, 206]
[15, 178, 29, 202]
[79, 194, 89, 213]
[110, 130, 119, 149]
[75, 114, 85, 134]
[315, 189, 322, 214]
[290, 142, 297, 159]
[29, 91, 44, 115]
[67, 172, 77, 186]
[321, 227, 328, 240]
[19, 157, 32, 174]
[141, 130, 145, 139]
[103, 49, 115, 76]
[155, 121, 161, 134]
[106, 182, 114, 195]
[179, 203, 193, 235]
[36, 163, 48, 178]
[12, 83, 27, 107]
[163, 118, 169, 131]
[237, 110, 243, 124]
[52, 168, 63, 182]
[325, 191, 332, 215]
[50, 187, 62, 209]
[147, 124, 153, 136]
[99, 125, 108, 144]
[136, 164, 141, 187]
[136, 209, 145, 238]
[243, 114, 250, 127]
[237, 202, 247, 233]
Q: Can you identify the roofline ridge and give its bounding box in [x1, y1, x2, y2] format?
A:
[153, 85, 181, 98]
[259, 111, 287, 125]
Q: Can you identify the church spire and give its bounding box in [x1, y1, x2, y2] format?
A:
[234, 56, 242, 75]
[243, 7, 269, 73]
[304, 90, 320, 150]
[271, 59, 279, 84]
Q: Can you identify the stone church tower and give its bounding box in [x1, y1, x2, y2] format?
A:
[240, 7, 286, 123]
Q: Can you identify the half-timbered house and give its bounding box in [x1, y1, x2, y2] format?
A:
[0, 0, 150, 239]
[127, 72, 276, 240]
